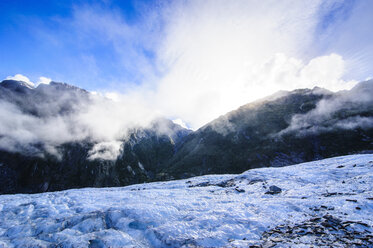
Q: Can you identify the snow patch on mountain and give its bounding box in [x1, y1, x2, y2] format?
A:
[5, 75, 35, 88]
[0, 154, 372, 247]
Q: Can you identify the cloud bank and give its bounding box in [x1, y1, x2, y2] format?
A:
[0, 84, 160, 159]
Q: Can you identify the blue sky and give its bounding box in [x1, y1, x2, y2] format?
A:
[0, 0, 161, 90]
[1, 0, 372, 128]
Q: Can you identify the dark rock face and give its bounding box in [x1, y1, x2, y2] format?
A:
[0, 79, 373, 194]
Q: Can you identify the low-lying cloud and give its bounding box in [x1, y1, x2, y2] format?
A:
[0, 83, 161, 160]
[278, 80, 373, 136]
[87, 141, 123, 161]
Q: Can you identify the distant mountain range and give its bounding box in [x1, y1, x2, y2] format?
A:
[0, 79, 372, 194]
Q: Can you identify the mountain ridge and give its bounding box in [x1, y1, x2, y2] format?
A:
[0, 79, 372, 194]
[161, 81, 372, 178]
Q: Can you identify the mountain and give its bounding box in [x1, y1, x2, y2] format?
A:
[0, 118, 190, 194]
[1, 154, 372, 247]
[0, 80, 191, 193]
[0, 80, 90, 121]
[160, 81, 373, 179]
[0, 79, 34, 91]
[0, 79, 372, 194]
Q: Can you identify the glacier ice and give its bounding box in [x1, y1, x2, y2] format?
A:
[0, 154, 372, 247]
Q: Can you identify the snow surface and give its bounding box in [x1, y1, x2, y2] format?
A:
[0, 154, 372, 247]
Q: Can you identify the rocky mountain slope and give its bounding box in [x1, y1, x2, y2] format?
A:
[162, 81, 373, 179]
[0, 154, 372, 247]
[0, 79, 372, 194]
[0, 80, 191, 194]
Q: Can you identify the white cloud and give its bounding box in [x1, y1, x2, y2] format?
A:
[104, 92, 121, 102]
[299, 54, 356, 91]
[5, 74, 54, 88]
[314, 0, 373, 80]
[77, 92, 159, 142]
[172, 118, 190, 130]
[36, 76, 52, 86]
[87, 141, 122, 160]
[278, 80, 373, 136]
[25, 1, 365, 130]
[151, 1, 357, 129]
[64, 4, 161, 87]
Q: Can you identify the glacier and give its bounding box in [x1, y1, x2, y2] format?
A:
[0, 154, 372, 247]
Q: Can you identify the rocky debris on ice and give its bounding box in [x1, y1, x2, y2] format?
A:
[259, 214, 373, 247]
[265, 185, 282, 195]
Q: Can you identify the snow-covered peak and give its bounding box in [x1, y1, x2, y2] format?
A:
[0, 154, 372, 247]
[4, 74, 35, 89]
[0, 79, 35, 90]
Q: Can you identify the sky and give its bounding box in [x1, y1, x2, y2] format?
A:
[1, 0, 372, 129]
